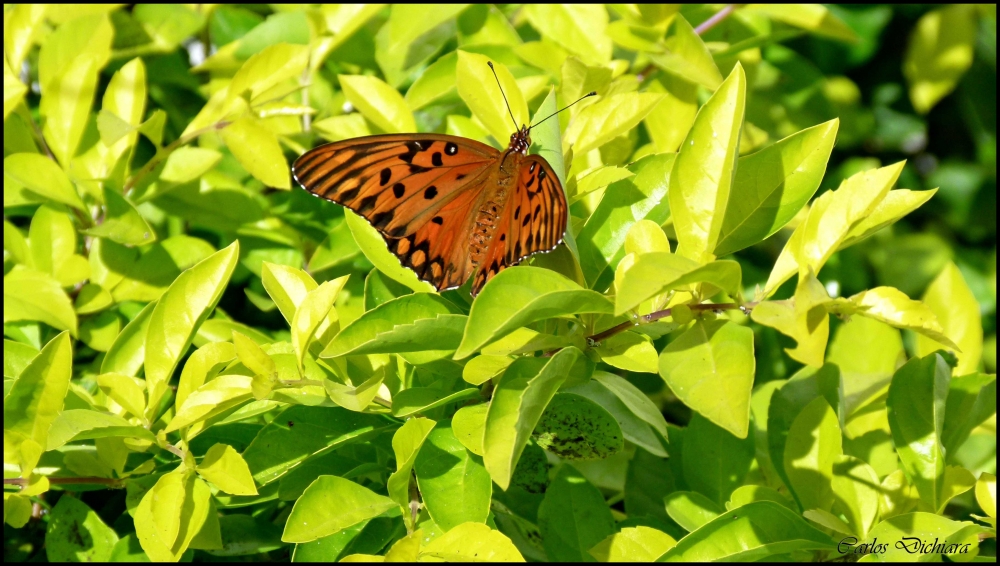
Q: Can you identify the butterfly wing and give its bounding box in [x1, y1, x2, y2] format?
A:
[470, 155, 569, 295]
[293, 134, 499, 291]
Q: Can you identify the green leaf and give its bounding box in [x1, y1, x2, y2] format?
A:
[831, 455, 881, 538]
[101, 57, 147, 162]
[658, 320, 755, 438]
[4, 153, 85, 210]
[593, 331, 659, 374]
[242, 405, 390, 485]
[3, 339, 38, 379]
[221, 116, 290, 189]
[233, 331, 275, 378]
[28, 204, 88, 287]
[145, 242, 239, 419]
[975, 473, 996, 520]
[903, 5, 977, 114]
[134, 472, 217, 561]
[463, 354, 514, 386]
[566, 380, 662, 456]
[534, 392, 624, 460]
[783, 396, 842, 513]
[340, 74, 416, 134]
[282, 476, 396, 544]
[752, 272, 831, 368]
[839, 189, 937, 250]
[523, 5, 611, 66]
[36, 13, 112, 90]
[727, 485, 797, 512]
[455, 51, 527, 144]
[887, 353, 951, 512]
[228, 43, 309, 103]
[101, 300, 155, 377]
[75, 283, 113, 314]
[456, 267, 612, 358]
[744, 4, 858, 42]
[539, 465, 616, 562]
[765, 162, 904, 293]
[615, 253, 741, 315]
[45, 495, 119, 562]
[386, 417, 436, 530]
[4, 4, 47, 71]
[916, 262, 983, 375]
[46, 409, 155, 450]
[644, 73, 698, 154]
[649, 16, 722, 90]
[418, 522, 525, 562]
[942, 373, 996, 457]
[715, 119, 838, 256]
[589, 526, 676, 562]
[566, 92, 664, 155]
[322, 294, 463, 358]
[482, 349, 579, 490]
[391, 387, 480, 418]
[291, 276, 348, 370]
[82, 187, 156, 246]
[166, 374, 254, 433]
[664, 491, 723, 532]
[344, 210, 435, 293]
[656, 501, 834, 561]
[95, 372, 147, 419]
[572, 165, 635, 203]
[261, 262, 318, 325]
[308, 220, 361, 273]
[860, 512, 987, 562]
[827, 316, 903, 416]
[682, 414, 755, 505]
[39, 52, 100, 167]
[453, 403, 488, 456]
[415, 425, 492, 531]
[669, 64, 745, 262]
[178, 341, 236, 407]
[4, 268, 78, 335]
[849, 286, 959, 350]
[2, 332, 71, 473]
[197, 443, 258, 496]
[405, 51, 458, 111]
[577, 153, 675, 285]
[374, 4, 469, 87]
[593, 371, 669, 439]
[134, 5, 207, 53]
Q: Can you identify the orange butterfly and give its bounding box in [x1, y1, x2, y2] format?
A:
[293, 63, 594, 296]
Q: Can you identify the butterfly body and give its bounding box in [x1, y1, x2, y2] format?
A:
[293, 126, 567, 296]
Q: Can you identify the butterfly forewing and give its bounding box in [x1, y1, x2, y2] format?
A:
[294, 134, 500, 291]
[470, 155, 568, 295]
[293, 134, 496, 238]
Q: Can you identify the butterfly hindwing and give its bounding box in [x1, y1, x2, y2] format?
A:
[470, 155, 568, 295]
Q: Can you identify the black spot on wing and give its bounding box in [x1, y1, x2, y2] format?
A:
[432, 152, 443, 166]
[393, 183, 405, 198]
[424, 186, 438, 199]
[379, 168, 391, 186]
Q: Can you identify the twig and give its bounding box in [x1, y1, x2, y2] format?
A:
[694, 4, 737, 35]
[122, 121, 230, 195]
[4, 477, 126, 489]
[372, 396, 392, 409]
[587, 302, 749, 346]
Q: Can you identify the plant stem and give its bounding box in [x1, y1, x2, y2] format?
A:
[4, 477, 126, 489]
[694, 4, 737, 35]
[122, 121, 230, 196]
[586, 302, 751, 345]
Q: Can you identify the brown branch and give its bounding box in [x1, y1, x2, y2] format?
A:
[587, 302, 750, 345]
[4, 476, 126, 489]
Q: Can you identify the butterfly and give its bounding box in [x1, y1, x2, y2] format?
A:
[293, 62, 595, 296]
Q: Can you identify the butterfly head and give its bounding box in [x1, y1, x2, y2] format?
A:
[509, 126, 531, 155]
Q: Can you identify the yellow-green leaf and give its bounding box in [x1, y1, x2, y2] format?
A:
[456, 51, 527, 144]
[340, 74, 416, 134]
[196, 443, 258, 496]
[916, 263, 982, 375]
[669, 64, 746, 262]
[221, 116, 290, 189]
[903, 5, 977, 114]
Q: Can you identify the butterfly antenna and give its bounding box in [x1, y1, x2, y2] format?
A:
[529, 91, 598, 130]
[488, 61, 520, 130]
